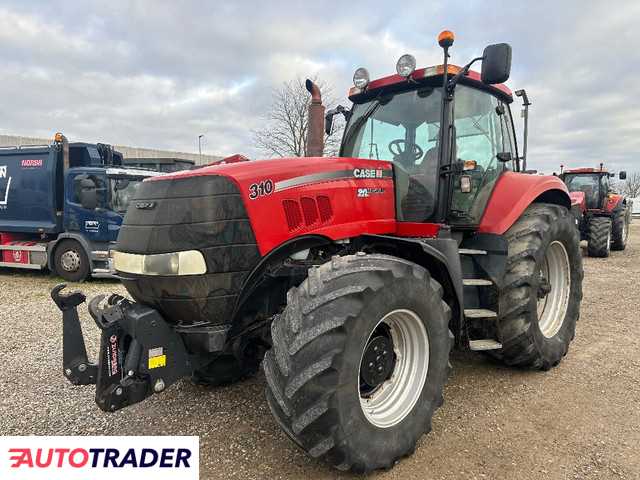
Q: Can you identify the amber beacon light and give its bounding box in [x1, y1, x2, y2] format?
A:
[438, 30, 455, 48]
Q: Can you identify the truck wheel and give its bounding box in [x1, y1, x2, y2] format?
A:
[611, 209, 629, 250]
[496, 203, 583, 370]
[263, 254, 452, 473]
[587, 217, 612, 257]
[54, 239, 90, 282]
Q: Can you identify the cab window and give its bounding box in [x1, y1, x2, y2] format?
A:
[450, 86, 514, 224]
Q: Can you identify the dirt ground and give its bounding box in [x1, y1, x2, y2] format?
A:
[1, 225, 639, 479]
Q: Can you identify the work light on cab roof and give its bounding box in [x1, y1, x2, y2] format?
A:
[396, 54, 416, 77]
[352, 67, 370, 89]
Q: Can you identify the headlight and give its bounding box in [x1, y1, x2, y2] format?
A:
[353, 67, 370, 89]
[396, 54, 416, 77]
[113, 250, 207, 276]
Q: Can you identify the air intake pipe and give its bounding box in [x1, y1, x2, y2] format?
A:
[305, 79, 325, 157]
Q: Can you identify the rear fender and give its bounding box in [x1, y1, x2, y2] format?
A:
[604, 194, 625, 213]
[478, 172, 571, 234]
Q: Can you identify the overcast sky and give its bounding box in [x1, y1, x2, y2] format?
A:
[1, 0, 638, 173]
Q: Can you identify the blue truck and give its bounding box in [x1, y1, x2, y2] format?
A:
[0, 133, 160, 281]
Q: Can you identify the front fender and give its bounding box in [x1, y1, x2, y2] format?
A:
[478, 172, 571, 235]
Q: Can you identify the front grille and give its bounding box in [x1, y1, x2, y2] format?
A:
[116, 174, 260, 326]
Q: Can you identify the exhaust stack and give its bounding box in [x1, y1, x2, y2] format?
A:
[305, 79, 325, 157]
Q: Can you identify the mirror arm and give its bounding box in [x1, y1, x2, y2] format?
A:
[515, 89, 532, 172]
[446, 56, 483, 93]
[326, 105, 350, 120]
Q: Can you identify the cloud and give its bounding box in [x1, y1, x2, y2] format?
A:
[0, 0, 638, 173]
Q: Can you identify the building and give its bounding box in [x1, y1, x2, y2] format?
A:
[0, 134, 222, 169]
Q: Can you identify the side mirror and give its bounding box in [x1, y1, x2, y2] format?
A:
[496, 152, 512, 163]
[619, 171, 627, 180]
[324, 105, 350, 135]
[325, 113, 334, 136]
[76, 177, 98, 210]
[481, 43, 512, 85]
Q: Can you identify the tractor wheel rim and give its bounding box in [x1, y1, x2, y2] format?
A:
[607, 229, 611, 251]
[60, 250, 81, 272]
[622, 221, 627, 242]
[358, 309, 429, 428]
[537, 241, 571, 338]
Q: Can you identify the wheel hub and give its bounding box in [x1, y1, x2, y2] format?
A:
[60, 250, 81, 272]
[358, 309, 430, 428]
[537, 277, 552, 299]
[360, 335, 395, 394]
[536, 241, 571, 338]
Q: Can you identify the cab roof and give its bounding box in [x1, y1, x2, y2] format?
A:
[348, 64, 513, 104]
[564, 167, 609, 174]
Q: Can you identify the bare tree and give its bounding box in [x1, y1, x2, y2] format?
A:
[620, 172, 640, 198]
[252, 77, 345, 158]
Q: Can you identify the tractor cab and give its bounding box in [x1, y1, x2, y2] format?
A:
[560, 167, 625, 210]
[328, 32, 522, 227]
[340, 69, 517, 225]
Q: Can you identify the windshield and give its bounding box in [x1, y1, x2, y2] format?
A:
[341, 88, 444, 220]
[563, 173, 602, 209]
[109, 177, 145, 214]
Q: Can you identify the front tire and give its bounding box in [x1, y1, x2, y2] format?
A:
[496, 203, 583, 370]
[53, 239, 90, 282]
[587, 216, 612, 257]
[191, 354, 259, 386]
[611, 209, 629, 250]
[263, 254, 452, 473]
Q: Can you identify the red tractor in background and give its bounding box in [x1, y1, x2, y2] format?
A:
[559, 165, 631, 257]
[52, 31, 583, 472]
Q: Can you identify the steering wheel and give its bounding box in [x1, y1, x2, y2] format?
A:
[389, 139, 423, 162]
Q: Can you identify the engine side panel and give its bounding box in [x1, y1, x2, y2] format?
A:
[478, 172, 571, 234]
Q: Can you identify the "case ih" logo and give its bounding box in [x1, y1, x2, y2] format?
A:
[353, 168, 384, 179]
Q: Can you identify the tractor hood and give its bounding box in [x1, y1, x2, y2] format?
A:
[114, 156, 396, 330]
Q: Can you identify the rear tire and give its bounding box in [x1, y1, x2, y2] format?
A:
[611, 209, 629, 250]
[587, 217, 612, 257]
[263, 254, 452, 473]
[53, 239, 90, 282]
[495, 203, 583, 370]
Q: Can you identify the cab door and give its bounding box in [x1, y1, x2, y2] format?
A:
[450, 85, 516, 225]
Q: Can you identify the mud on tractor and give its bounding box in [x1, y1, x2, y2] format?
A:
[559, 165, 631, 257]
[52, 31, 583, 473]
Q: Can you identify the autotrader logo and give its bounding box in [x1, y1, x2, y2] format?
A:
[1, 436, 199, 479]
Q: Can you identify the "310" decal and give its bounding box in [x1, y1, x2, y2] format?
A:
[248, 179, 274, 200]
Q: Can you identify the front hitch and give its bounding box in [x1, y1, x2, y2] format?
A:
[51, 284, 191, 412]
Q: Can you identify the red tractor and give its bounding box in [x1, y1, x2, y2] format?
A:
[559, 165, 631, 257]
[52, 31, 583, 473]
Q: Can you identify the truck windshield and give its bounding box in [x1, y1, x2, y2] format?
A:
[109, 177, 145, 214]
[341, 88, 444, 221]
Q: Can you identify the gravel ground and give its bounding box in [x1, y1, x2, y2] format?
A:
[1, 224, 639, 479]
